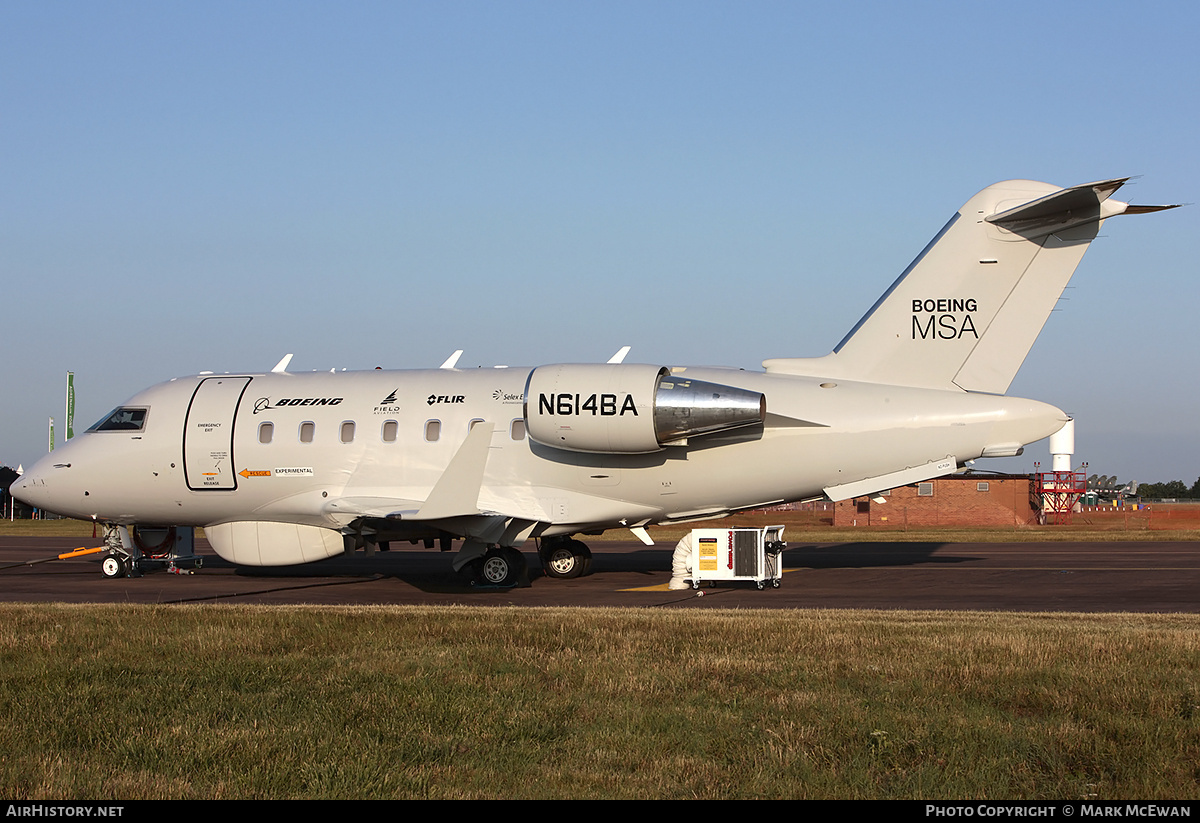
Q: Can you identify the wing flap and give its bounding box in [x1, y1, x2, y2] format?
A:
[823, 456, 957, 502]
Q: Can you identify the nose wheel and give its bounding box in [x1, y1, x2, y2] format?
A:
[100, 554, 127, 579]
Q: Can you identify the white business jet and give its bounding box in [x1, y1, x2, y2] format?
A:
[12, 178, 1178, 585]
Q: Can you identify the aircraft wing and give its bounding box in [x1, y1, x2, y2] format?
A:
[326, 417, 660, 537]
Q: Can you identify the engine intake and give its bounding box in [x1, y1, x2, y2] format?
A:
[524, 363, 765, 454]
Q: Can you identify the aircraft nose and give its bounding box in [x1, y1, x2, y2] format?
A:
[10, 459, 75, 514]
[10, 465, 48, 509]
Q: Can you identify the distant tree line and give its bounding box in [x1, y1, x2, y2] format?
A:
[1136, 478, 1200, 499]
[0, 465, 17, 495]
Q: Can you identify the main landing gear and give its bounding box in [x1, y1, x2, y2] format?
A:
[538, 537, 593, 580]
[454, 540, 531, 588]
[477, 547, 527, 587]
[451, 536, 595, 587]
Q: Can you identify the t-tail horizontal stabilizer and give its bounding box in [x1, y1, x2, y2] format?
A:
[764, 177, 1180, 394]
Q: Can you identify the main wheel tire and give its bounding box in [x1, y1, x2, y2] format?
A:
[543, 545, 583, 579]
[479, 548, 520, 587]
[457, 558, 484, 582]
[100, 555, 126, 579]
[503, 547, 527, 580]
[542, 539, 592, 580]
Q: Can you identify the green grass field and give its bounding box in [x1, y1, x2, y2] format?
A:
[1, 604, 1197, 799]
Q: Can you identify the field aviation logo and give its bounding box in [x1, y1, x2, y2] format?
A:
[374, 389, 401, 416]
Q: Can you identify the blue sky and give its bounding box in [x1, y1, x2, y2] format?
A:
[2, 2, 1196, 483]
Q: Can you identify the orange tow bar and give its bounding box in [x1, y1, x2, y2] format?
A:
[0, 546, 106, 572]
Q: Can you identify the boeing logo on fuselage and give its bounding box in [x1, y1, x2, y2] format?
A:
[254, 396, 344, 413]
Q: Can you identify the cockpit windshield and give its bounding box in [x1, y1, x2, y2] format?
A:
[88, 407, 148, 432]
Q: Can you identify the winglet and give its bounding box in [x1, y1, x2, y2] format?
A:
[271, 353, 294, 374]
[440, 350, 464, 369]
[413, 422, 494, 520]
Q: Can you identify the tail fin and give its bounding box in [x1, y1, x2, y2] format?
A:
[764, 178, 1178, 393]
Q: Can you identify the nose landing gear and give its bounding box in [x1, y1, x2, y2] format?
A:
[97, 525, 203, 578]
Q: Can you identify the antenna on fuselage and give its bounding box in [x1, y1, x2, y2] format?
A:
[271, 353, 294, 374]
[608, 346, 631, 364]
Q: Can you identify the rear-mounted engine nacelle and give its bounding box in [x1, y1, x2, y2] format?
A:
[524, 363, 765, 454]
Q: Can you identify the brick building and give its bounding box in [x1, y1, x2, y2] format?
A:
[832, 473, 1038, 527]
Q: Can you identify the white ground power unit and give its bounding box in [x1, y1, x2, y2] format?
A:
[685, 525, 786, 590]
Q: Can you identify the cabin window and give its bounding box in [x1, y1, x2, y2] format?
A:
[425, 420, 441, 442]
[510, 419, 526, 441]
[917, 482, 933, 497]
[299, 422, 315, 443]
[258, 422, 274, 444]
[340, 421, 356, 444]
[381, 420, 398, 442]
[468, 418, 485, 431]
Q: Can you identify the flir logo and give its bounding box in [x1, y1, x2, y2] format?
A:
[427, 395, 465, 405]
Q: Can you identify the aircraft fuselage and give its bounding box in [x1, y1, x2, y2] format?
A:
[15, 365, 1064, 536]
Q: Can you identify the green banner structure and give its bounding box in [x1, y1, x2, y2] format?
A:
[65, 372, 75, 441]
[48, 417, 54, 453]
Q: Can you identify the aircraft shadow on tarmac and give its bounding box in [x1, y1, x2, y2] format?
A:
[202, 541, 977, 594]
[217, 547, 671, 592]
